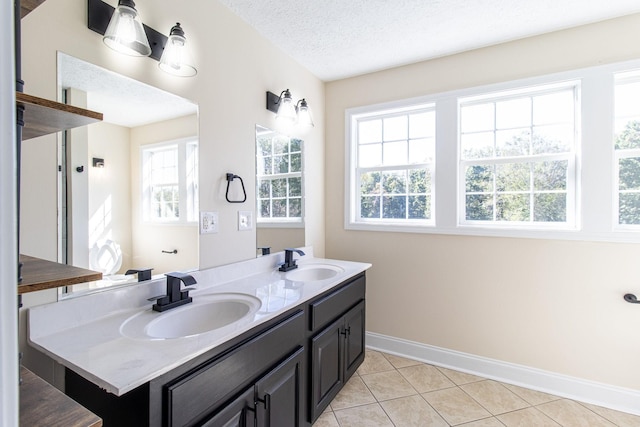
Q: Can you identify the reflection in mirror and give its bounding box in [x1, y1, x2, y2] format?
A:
[255, 125, 305, 256]
[56, 53, 199, 297]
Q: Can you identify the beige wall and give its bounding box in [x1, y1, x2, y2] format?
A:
[257, 227, 305, 255]
[325, 14, 640, 390]
[130, 114, 198, 273]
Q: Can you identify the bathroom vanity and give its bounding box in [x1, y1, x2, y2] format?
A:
[28, 250, 370, 426]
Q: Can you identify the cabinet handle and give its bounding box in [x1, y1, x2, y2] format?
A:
[341, 326, 351, 336]
[256, 393, 271, 410]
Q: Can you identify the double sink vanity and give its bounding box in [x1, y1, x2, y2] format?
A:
[28, 248, 371, 426]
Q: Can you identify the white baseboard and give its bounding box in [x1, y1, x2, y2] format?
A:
[366, 332, 640, 417]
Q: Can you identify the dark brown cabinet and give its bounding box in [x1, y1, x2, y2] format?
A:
[64, 272, 366, 427]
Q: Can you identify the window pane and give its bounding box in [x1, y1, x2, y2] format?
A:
[409, 138, 433, 164]
[496, 163, 530, 192]
[289, 177, 302, 197]
[258, 138, 271, 157]
[360, 196, 380, 218]
[273, 155, 289, 173]
[615, 82, 640, 118]
[461, 103, 494, 132]
[272, 199, 287, 217]
[290, 138, 302, 153]
[359, 143, 382, 167]
[532, 124, 573, 154]
[289, 198, 301, 217]
[465, 165, 493, 192]
[408, 195, 430, 219]
[360, 172, 381, 195]
[466, 195, 493, 220]
[409, 169, 430, 193]
[534, 161, 567, 191]
[383, 116, 408, 141]
[273, 137, 289, 154]
[409, 111, 435, 138]
[496, 194, 530, 221]
[383, 196, 406, 218]
[260, 156, 273, 175]
[615, 120, 640, 150]
[382, 171, 406, 194]
[258, 180, 270, 198]
[359, 119, 382, 144]
[496, 129, 530, 157]
[290, 152, 302, 172]
[534, 193, 566, 222]
[496, 98, 531, 129]
[272, 179, 287, 197]
[619, 157, 640, 190]
[383, 140, 408, 165]
[260, 200, 270, 218]
[533, 91, 574, 125]
[619, 193, 640, 224]
[461, 132, 494, 159]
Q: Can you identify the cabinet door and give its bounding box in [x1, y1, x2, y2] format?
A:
[309, 317, 344, 422]
[201, 388, 253, 427]
[255, 347, 304, 427]
[344, 300, 366, 380]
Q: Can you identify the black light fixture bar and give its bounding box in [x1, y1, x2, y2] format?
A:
[266, 91, 282, 114]
[87, 0, 167, 61]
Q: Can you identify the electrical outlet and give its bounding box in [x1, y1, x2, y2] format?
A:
[238, 211, 253, 231]
[200, 211, 219, 234]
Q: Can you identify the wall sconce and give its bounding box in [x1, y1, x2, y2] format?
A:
[266, 89, 314, 128]
[102, 0, 151, 56]
[92, 157, 105, 168]
[87, 0, 197, 76]
[158, 23, 197, 77]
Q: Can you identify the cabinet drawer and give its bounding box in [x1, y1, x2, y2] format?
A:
[166, 310, 305, 427]
[309, 274, 365, 332]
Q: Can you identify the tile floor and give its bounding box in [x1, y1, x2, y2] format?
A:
[312, 350, 640, 427]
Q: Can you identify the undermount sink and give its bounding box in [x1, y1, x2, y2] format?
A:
[120, 293, 261, 340]
[285, 264, 344, 282]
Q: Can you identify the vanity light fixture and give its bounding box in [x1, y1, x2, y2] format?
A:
[102, 0, 151, 57]
[266, 89, 315, 128]
[92, 157, 105, 168]
[158, 23, 197, 77]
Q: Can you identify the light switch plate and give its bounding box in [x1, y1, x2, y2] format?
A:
[200, 211, 219, 234]
[238, 211, 253, 231]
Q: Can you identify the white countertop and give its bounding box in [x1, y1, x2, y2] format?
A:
[28, 249, 371, 396]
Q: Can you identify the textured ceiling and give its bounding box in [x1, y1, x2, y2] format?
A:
[217, 0, 640, 81]
[59, 53, 197, 128]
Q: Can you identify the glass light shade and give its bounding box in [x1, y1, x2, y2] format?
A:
[296, 99, 314, 127]
[159, 23, 197, 77]
[276, 90, 297, 123]
[103, 0, 151, 57]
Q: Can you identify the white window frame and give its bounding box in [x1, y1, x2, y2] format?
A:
[346, 101, 436, 232]
[458, 82, 580, 229]
[141, 137, 198, 224]
[345, 58, 640, 243]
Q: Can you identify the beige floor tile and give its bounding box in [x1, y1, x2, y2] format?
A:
[360, 370, 418, 401]
[501, 383, 560, 406]
[579, 402, 640, 427]
[380, 394, 448, 427]
[329, 375, 376, 410]
[461, 380, 529, 415]
[398, 363, 456, 393]
[537, 399, 616, 427]
[382, 352, 423, 368]
[357, 350, 396, 375]
[458, 418, 504, 426]
[497, 407, 560, 426]
[437, 366, 486, 385]
[334, 403, 394, 427]
[422, 387, 492, 425]
[312, 410, 340, 427]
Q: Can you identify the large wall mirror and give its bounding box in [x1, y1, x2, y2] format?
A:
[56, 53, 199, 296]
[255, 125, 305, 255]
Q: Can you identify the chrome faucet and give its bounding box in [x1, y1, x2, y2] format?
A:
[151, 272, 197, 312]
[279, 248, 305, 272]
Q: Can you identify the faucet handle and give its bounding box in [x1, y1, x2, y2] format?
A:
[165, 271, 197, 286]
[125, 268, 153, 282]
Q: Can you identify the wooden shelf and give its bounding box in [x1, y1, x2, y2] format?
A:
[17, 92, 103, 140]
[20, 366, 102, 427]
[18, 255, 103, 294]
[20, 0, 47, 18]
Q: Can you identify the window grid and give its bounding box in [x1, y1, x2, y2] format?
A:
[614, 73, 640, 228]
[459, 85, 577, 226]
[354, 105, 435, 224]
